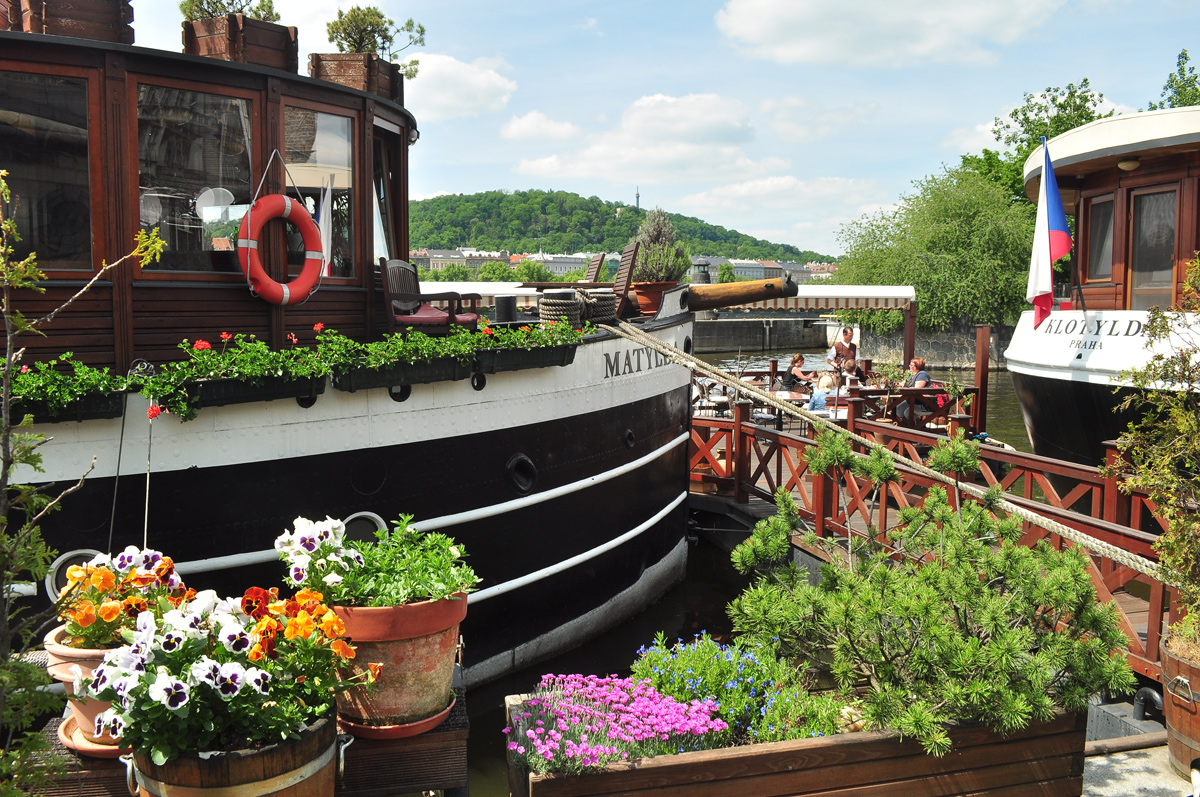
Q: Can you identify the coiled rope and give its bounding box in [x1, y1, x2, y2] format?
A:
[600, 320, 1165, 583]
[540, 289, 617, 327]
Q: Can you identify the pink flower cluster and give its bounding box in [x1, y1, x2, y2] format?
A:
[505, 673, 727, 775]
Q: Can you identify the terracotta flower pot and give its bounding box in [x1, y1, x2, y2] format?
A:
[332, 593, 468, 738]
[632, 281, 679, 315]
[43, 624, 118, 746]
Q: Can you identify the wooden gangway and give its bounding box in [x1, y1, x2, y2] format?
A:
[690, 399, 1172, 683]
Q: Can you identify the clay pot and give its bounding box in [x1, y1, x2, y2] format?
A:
[332, 593, 467, 738]
[632, 281, 679, 315]
[43, 625, 118, 746]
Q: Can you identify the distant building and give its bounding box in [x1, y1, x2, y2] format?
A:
[409, 248, 430, 268]
[728, 258, 764, 280]
[759, 260, 783, 280]
[525, 252, 587, 277]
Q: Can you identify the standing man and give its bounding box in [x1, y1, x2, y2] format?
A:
[827, 327, 857, 377]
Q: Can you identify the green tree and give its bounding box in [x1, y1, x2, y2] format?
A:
[834, 166, 1035, 332]
[179, 0, 279, 22]
[435, 262, 470, 281]
[325, 5, 426, 80]
[717, 263, 737, 283]
[630, 208, 690, 282]
[475, 260, 514, 281]
[513, 260, 555, 282]
[1148, 49, 1200, 110]
[561, 267, 585, 282]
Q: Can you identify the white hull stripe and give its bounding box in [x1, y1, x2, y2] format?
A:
[173, 431, 689, 576]
[469, 490, 687, 604]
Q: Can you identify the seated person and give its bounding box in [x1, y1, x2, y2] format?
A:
[844, 358, 866, 383]
[782, 352, 817, 389]
[893, 357, 931, 425]
[806, 373, 838, 411]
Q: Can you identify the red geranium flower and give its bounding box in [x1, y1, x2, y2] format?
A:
[482, 327, 494, 335]
[287, 332, 298, 344]
[520, 325, 530, 332]
[313, 322, 325, 332]
[147, 404, 161, 420]
[193, 340, 212, 351]
[220, 331, 232, 341]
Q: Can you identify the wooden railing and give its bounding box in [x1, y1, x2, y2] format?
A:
[690, 401, 1175, 682]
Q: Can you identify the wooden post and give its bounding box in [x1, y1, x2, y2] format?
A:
[733, 401, 752, 504]
[1102, 440, 1130, 527]
[948, 413, 970, 439]
[812, 468, 832, 539]
[768, 358, 778, 389]
[974, 325, 991, 433]
[902, 301, 917, 367]
[845, 398, 863, 448]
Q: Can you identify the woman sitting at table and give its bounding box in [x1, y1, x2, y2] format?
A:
[781, 352, 817, 389]
[893, 357, 930, 425]
[806, 373, 838, 411]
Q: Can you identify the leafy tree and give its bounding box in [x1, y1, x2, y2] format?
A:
[475, 260, 514, 281]
[513, 260, 555, 282]
[630, 208, 690, 282]
[179, 0, 279, 22]
[433, 262, 470, 282]
[561, 267, 585, 282]
[1148, 49, 1200, 110]
[326, 5, 426, 80]
[834, 166, 1035, 332]
[717, 262, 737, 283]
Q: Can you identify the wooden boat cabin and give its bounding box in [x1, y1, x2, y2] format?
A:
[0, 24, 416, 371]
[1023, 106, 1200, 311]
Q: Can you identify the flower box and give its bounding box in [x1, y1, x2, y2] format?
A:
[331, 358, 471, 392]
[182, 14, 298, 72]
[309, 52, 403, 103]
[12, 392, 125, 424]
[186, 376, 325, 409]
[506, 699, 1085, 797]
[474, 344, 577, 374]
[17, 0, 134, 44]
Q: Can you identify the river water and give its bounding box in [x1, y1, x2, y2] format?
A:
[453, 350, 1031, 796]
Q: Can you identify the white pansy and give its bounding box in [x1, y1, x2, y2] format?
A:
[322, 572, 343, 586]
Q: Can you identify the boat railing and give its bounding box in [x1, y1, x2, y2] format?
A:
[691, 403, 1174, 682]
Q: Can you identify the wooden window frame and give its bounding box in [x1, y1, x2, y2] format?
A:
[1125, 183, 1181, 310]
[1079, 192, 1114, 285]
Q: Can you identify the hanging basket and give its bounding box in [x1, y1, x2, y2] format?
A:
[473, 344, 577, 374]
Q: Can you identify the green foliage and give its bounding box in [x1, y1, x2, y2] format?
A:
[833, 167, 1035, 332]
[993, 79, 1112, 159]
[717, 262, 737, 283]
[512, 259, 555, 282]
[630, 208, 690, 283]
[632, 632, 849, 745]
[561, 267, 586, 282]
[925, 429, 983, 521]
[729, 434, 1136, 756]
[475, 260, 515, 281]
[1106, 260, 1200, 647]
[326, 6, 425, 78]
[178, 0, 279, 22]
[11, 353, 124, 414]
[959, 148, 1027, 206]
[731, 489, 801, 575]
[409, 190, 832, 262]
[1148, 49, 1200, 110]
[346, 515, 479, 606]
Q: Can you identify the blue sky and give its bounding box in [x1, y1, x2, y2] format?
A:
[133, 0, 1200, 256]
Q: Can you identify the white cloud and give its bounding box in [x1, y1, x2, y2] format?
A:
[761, 96, 878, 143]
[715, 0, 1067, 67]
[517, 93, 778, 184]
[942, 120, 999, 154]
[579, 17, 602, 35]
[402, 54, 517, 122]
[501, 111, 582, 141]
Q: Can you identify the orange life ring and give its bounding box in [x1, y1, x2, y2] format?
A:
[237, 194, 324, 306]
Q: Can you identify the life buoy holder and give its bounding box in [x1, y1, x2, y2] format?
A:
[237, 195, 324, 306]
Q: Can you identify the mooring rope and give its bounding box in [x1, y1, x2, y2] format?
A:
[600, 320, 1164, 583]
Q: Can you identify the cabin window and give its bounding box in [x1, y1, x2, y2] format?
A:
[0, 71, 91, 270]
[136, 86, 252, 273]
[372, 136, 395, 262]
[284, 107, 354, 278]
[1084, 196, 1113, 281]
[1128, 189, 1176, 310]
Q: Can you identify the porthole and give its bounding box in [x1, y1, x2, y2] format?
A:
[342, 511, 388, 543]
[471, 373, 487, 391]
[388, 384, 412, 402]
[624, 429, 637, 449]
[506, 453, 538, 494]
[683, 335, 693, 354]
[44, 548, 103, 600]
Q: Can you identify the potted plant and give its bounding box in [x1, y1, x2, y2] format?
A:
[471, 320, 583, 374]
[43, 546, 189, 753]
[82, 584, 365, 794]
[310, 5, 425, 102]
[179, 0, 298, 73]
[276, 514, 479, 738]
[1107, 259, 1200, 777]
[12, 0, 134, 44]
[321, 326, 476, 392]
[628, 208, 690, 314]
[11, 352, 126, 423]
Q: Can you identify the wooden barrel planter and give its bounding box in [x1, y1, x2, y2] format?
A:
[132, 712, 337, 797]
[333, 594, 467, 739]
[17, 0, 133, 44]
[1161, 637, 1200, 777]
[182, 14, 298, 73]
[309, 53, 402, 104]
[506, 703, 1086, 797]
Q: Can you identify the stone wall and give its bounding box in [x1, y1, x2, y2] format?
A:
[693, 317, 828, 353]
[862, 321, 1014, 371]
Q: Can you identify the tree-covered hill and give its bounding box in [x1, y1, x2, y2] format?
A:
[409, 189, 834, 261]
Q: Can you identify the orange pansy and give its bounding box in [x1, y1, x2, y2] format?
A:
[318, 612, 345, 638]
[331, 639, 356, 660]
[90, 567, 117, 592]
[66, 565, 88, 585]
[97, 600, 122, 622]
[285, 610, 315, 640]
[72, 600, 97, 628]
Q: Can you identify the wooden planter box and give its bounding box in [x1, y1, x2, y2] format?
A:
[13, 392, 125, 424]
[186, 376, 325, 409]
[17, 0, 133, 43]
[473, 344, 577, 374]
[332, 358, 471, 392]
[506, 700, 1086, 797]
[182, 14, 298, 72]
[309, 52, 403, 104]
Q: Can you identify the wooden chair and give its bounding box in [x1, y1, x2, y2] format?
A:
[584, 252, 606, 282]
[379, 258, 480, 336]
[613, 241, 639, 319]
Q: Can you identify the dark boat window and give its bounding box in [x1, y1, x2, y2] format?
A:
[137, 86, 252, 273]
[1085, 197, 1113, 281]
[1129, 189, 1176, 310]
[284, 106, 354, 279]
[372, 136, 394, 262]
[0, 71, 91, 270]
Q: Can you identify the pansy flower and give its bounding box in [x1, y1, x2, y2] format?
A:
[215, 662, 246, 698]
[148, 671, 189, 709]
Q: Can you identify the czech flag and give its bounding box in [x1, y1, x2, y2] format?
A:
[1027, 136, 1073, 329]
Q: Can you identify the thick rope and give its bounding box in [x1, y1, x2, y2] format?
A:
[601, 321, 1164, 583]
